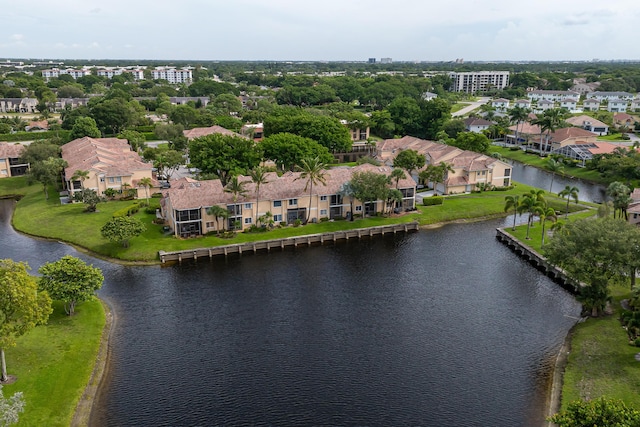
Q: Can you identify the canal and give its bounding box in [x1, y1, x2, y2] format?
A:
[0, 198, 581, 426]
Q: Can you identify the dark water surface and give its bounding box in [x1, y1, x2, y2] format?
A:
[0, 199, 581, 426]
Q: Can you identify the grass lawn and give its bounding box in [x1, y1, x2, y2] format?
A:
[0, 177, 591, 262]
[559, 284, 640, 410]
[451, 102, 471, 113]
[597, 133, 632, 142]
[3, 299, 105, 427]
[487, 146, 607, 184]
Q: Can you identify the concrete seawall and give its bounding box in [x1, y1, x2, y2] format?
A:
[159, 222, 419, 263]
[495, 228, 579, 295]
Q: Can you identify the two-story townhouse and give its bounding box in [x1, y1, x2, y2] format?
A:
[631, 98, 640, 113]
[491, 98, 510, 113]
[586, 91, 635, 102]
[61, 137, 155, 200]
[0, 142, 27, 178]
[608, 99, 628, 113]
[582, 98, 601, 111]
[527, 90, 580, 102]
[463, 117, 492, 133]
[560, 98, 578, 111]
[536, 100, 555, 113]
[160, 164, 417, 237]
[513, 99, 531, 109]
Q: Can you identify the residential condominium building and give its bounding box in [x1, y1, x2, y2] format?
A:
[527, 90, 580, 102]
[151, 68, 193, 84]
[41, 68, 92, 81]
[449, 71, 510, 93]
[61, 137, 155, 200]
[160, 163, 416, 238]
[0, 142, 28, 178]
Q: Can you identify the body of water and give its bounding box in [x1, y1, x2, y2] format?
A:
[0, 199, 581, 426]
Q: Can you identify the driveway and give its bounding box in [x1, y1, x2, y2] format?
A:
[452, 97, 491, 117]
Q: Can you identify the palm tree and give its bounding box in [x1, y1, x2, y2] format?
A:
[296, 156, 327, 224]
[607, 181, 632, 220]
[71, 169, 90, 191]
[206, 205, 229, 234]
[386, 188, 403, 216]
[504, 194, 520, 231]
[532, 109, 564, 155]
[224, 176, 248, 230]
[138, 176, 152, 205]
[338, 181, 356, 221]
[249, 166, 270, 226]
[537, 204, 557, 247]
[546, 158, 564, 193]
[558, 185, 579, 218]
[390, 168, 405, 189]
[508, 105, 529, 146]
[518, 190, 545, 239]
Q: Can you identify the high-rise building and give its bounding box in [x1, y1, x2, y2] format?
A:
[450, 71, 510, 93]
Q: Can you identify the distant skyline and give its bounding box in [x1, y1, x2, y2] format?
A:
[2, 0, 638, 62]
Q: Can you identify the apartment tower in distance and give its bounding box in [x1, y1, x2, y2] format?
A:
[450, 71, 510, 93]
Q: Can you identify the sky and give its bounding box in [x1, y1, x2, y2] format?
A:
[1, 0, 638, 62]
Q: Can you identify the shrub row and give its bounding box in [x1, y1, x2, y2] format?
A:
[423, 196, 444, 206]
[0, 130, 71, 142]
[113, 203, 140, 218]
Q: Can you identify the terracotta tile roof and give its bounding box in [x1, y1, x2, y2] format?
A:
[0, 142, 25, 159]
[614, 113, 634, 123]
[587, 141, 622, 155]
[631, 188, 640, 203]
[566, 115, 608, 129]
[61, 137, 152, 179]
[508, 122, 542, 135]
[183, 125, 247, 140]
[550, 127, 597, 143]
[164, 164, 415, 211]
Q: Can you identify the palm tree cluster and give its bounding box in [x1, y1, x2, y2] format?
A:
[502, 106, 567, 155]
[504, 188, 578, 246]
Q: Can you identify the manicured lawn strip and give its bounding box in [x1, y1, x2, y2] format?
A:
[487, 146, 607, 184]
[3, 300, 105, 427]
[597, 133, 631, 142]
[451, 102, 471, 113]
[560, 285, 640, 410]
[0, 177, 590, 262]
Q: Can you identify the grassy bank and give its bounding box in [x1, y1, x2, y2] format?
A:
[487, 146, 606, 184]
[0, 176, 585, 262]
[4, 299, 105, 427]
[560, 284, 640, 410]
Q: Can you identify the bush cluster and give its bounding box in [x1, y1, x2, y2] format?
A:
[113, 203, 140, 218]
[423, 196, 444, 206]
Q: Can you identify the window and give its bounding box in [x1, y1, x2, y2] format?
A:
[355, 206, 363, 212]
[100, 176, 105, 182]
[320, 195, 327, 201]
[273, 200, 282, 207]
[504, 169, 511, 177]
[245, 218, 252, 224]
[273, 214, 282, 222]
[0, 169, 6, 176]
[320, 209, 327, 215]
[206, 222, 215, 228]
[289, 199, 297, 206]
[244, 203, 252, 209]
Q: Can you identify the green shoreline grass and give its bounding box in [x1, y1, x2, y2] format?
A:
[4, 299, 105, 427]
[0, 176, 584, 263]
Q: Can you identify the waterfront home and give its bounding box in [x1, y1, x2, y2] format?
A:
[552, 141, 622, 166]
[61, 137, 154, 200]
[565, 115, 609, 136]
[159, 163, 417, 238]
[376, 136, 512, 194]
[0, 142, 27, 178]
[544, 127, 599, 151]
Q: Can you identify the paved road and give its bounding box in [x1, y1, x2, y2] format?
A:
[452, 97, 491, 117]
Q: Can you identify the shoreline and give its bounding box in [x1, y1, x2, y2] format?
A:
[71, 297, 114, 427]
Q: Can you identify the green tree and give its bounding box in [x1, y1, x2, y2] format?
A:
[69, 116, 101, 140]
[532, 109, 564, 154]
[206, 205, 229, 234]
[419, 98, 452, 140]
[537, 204, 557, 246]
[385, 188, 403, 215]
[393, 149, 425, 179]
[350, 171, 391, 215]
[153, 124, 188, 152]
[548, 397, 640, 426]
[338, 181, 356, 221]
[546, 158, 564, 192]
[101, 216, 146, 248]
[189, 134, 261, 186]
[607, 181, 632, 220]
[208, 93, 243, 116]
[504, 194, 520, 231]
[224, 175, 249, 204]
[450, 132, 491, 153]
[558, 185, 579, 219]
[38, 255, 104, 316]
[90, 97, 143, 135]
[249, 167, 270, 226]
[508, 105, 529, 145]
[544, 218, 636, 316]
[29, 157, 67, 200]
[138, 177, 153, 205]
[169, 104, 199, 128]
[71, 169, 90, 191]
[72, 188, 104, 212]
[118, 129, 147, 152]
[19, 141, 60, 165]
[296, 157, 328, 223]
[0, 259, 52, 382]
[517, 190, 545, 239]
[390, 168, 406, 189]
[261, 133, 333, 171]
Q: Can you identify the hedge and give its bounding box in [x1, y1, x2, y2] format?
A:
[112, 203, 140, 218]
[423, 196, 444, 206]
[0, 130, 71, 142]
